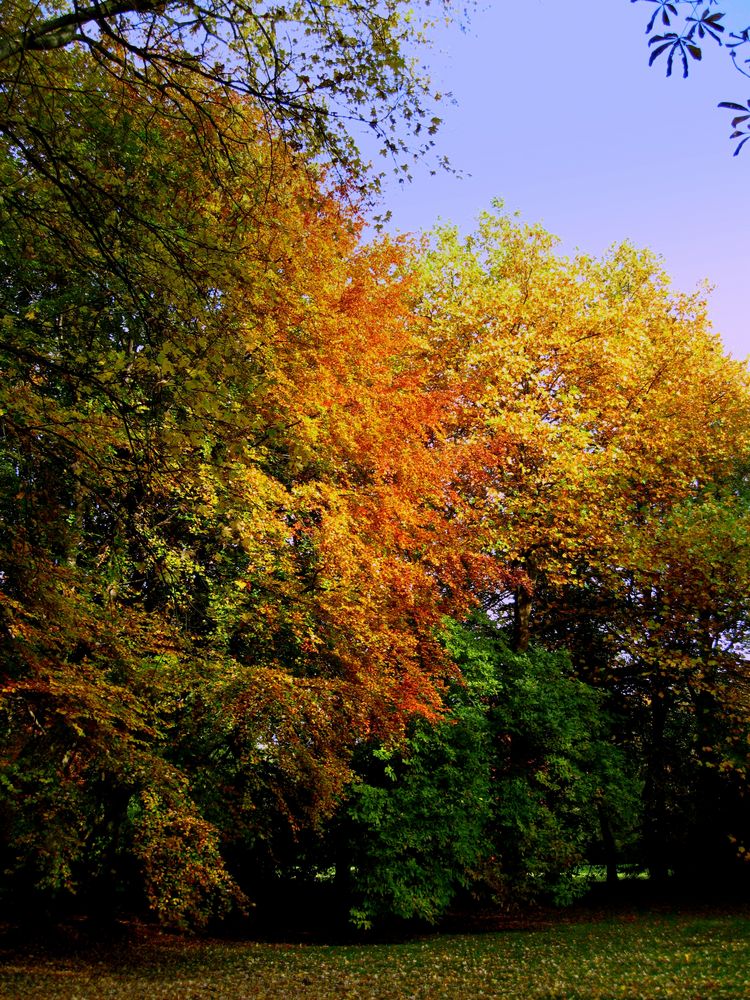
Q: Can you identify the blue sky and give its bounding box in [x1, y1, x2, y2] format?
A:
[376, 0, 750, 360]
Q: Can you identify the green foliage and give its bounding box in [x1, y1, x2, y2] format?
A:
[342, 686, 493, 927]
[446, 618, 640, 907]
[335, 616, 640, 927]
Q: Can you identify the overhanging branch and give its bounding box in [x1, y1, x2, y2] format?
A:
[0, 0, 166, 63]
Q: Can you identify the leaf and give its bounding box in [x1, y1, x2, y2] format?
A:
[649, 42, 673, 65]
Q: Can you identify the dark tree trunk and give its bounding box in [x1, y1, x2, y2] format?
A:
[643, 690, 670, 883]
[598, 803, 618, 886]
[512, 555, 537, 653]
[512, 586, 532, 653]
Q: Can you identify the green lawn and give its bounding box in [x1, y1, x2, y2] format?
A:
[1, 911, 749, 999]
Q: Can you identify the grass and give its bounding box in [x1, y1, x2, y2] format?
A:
[1, 910, 749, 999]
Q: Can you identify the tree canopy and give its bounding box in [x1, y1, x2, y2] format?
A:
[0, 52, 473, 923]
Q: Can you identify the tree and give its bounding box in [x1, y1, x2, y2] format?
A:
[418, 207, 750, 648]
[631, 0, 750, 153]
[530, 475, 750, 884]
[329, 616, 637, 928]
[0, 51, 483, 927]
[419, 206, 750, 637]
[417, 205, 750, 885]
[0, 0, 460, 192]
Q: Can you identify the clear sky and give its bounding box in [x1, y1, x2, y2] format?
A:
[375, 0, 750, 360]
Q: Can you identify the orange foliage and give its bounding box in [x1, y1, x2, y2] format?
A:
[0, 55, 487, 926]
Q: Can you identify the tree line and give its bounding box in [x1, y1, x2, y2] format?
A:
[1, 1, 749, 931]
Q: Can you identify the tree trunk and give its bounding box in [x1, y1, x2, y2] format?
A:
[597, 803, 618, 886]
[512, 586, 532, 652]
[512, 556, 537, 653]
[643, 690, 670, 883]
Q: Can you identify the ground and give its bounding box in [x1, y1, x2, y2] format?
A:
[1, 906, 749, 999]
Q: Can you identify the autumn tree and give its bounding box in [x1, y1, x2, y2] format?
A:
[418, 207, 750, 643]
[0, 48, 483, 927]
[417, 205, 750, 883]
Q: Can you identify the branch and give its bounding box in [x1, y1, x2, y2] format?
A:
[0, 0, 166, 63]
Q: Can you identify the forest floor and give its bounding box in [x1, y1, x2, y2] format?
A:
[0, 904, 749, 999]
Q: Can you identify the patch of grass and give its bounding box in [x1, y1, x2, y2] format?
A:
[573, 864, 651, 882]
[1, 910, 749, 999]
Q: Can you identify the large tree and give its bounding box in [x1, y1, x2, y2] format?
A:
[0, 0, 486, 931]
[0, 53, 483, 927]
[417, 206, 750, 884]
[418, 206, 750, 646]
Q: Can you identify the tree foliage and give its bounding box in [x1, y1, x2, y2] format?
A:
[0, 0, 460, 191]
[0, 46, 485, 926]
[631, 0, 750, 152]
[417, 204, 750, 632]
[412, 206, 750, 900]
[320, 616, 637, 928]
[1, 16, 749, 926]
[4, 183, 748, 928]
